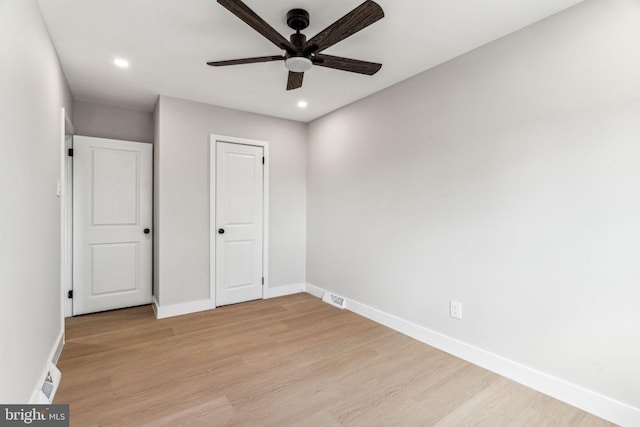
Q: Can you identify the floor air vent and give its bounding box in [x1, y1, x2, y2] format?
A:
[33, 363, 61, 404]
[322, 292, 346, 309]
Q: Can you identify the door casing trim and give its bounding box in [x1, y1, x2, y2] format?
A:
[61, 108, 74, 318]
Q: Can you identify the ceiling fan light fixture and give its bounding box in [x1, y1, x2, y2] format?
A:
[285, 56, 312, 73]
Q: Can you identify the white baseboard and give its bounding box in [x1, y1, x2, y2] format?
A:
[153, 283, 303, 319]
[264, 283, 304, 299]
[304, 283, 325, 298]
[152, 296, 159, 317]
[153, 297, 215, 319]
[304, 284, 639, 427]
[29, 329, 65, 404]
[52, 332, 65, 364]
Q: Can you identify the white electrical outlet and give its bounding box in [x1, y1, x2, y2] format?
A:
[450, 300, 462, 320]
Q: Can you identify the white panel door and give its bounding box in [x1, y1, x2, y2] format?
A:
[216, 142, 264, 306]
[73, 136, 153, 315]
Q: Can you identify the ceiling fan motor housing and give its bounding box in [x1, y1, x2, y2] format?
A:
[289, 32, 307, 49]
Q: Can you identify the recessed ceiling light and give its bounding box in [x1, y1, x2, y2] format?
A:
[297, 100, 308, 108]
[114, 58, 129, 68]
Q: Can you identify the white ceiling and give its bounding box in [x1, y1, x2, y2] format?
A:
[38, 0, 584, 122]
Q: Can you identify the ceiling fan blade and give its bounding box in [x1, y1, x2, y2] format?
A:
[313, 54, 381, 75]
[207, 55, 284, 67]
[217, 0, 294, 51]
[305, 0, 384, 53]
[287, 72, 304, 90]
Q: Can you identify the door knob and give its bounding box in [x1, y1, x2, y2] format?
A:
[144, 228, 150, 234]
[218, 228, 225, 234]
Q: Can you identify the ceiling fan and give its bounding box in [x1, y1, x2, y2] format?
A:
[207, 0, 385, 90]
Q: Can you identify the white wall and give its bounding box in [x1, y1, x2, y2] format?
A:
[0, 0, 74, 402]
[155, 96, 306, 307]
[74, 100, 153, 143]
[308, 0, 640, 414]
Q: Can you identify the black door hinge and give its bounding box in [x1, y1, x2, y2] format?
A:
[262, 156, 265, 165]
[67, 290, 73, 299]
[68, 148, 73, 157]
[262, 277, 264, 285]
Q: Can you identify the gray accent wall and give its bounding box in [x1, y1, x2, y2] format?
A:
[0, 0, 74, 402]
[155, 96, 307, 306]
[307, 0, 640, 410]
[73, 101, 154, 143]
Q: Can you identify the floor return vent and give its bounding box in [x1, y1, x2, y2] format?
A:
[322, 292, 346, 309]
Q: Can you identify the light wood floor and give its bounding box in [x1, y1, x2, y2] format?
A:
[55, 293, 615, 426]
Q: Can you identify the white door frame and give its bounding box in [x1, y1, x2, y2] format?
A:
[209, 134, 269, 308]
[60, 108, 74, 318]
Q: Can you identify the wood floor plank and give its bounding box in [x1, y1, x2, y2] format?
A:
[54, 294, 616, 426]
